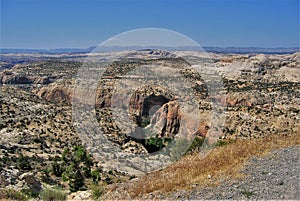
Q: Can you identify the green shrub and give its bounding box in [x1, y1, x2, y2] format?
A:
[91, 185, 104, 200]
[62, 163, 85, 192]
[51, 145, 94, 192]
[141, 116, 151, 127]
[187, 137, 205, 153]
[82, 153, 93, 178]
[21, 188, 39, 198]
[216, 139, 236, 147]
[0, 188, 28, 201]
[52, 161, 66, 177]
[145, 137, 171, 152]
[62, 147, 71, 162]
[73, 146, 86, 163]
[241, 188, 254, 198]
[40, 187, 67, 201]
[91, 169, 101, 184]
[17, 155, 32, 170]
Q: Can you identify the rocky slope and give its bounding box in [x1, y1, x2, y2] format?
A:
[165, 146, 300, 200]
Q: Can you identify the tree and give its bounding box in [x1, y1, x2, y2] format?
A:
[52, 146, 94, 192]
[62, 163, 84, 192]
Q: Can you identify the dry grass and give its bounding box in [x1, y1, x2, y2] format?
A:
[105, 133, 300, 198]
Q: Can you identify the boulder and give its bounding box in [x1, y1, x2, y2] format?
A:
[122, 140, 148, 154]
[18, 172, 42, 193]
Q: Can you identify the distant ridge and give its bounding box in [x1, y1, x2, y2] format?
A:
[203, 47, 299, 54]
[0, 48, 88, 54]
[1, 46, 298, 54]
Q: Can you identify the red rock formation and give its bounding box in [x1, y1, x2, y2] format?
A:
[0, 70, 51, 85]
[148, 101, 181, 138]
[36, 83, 73, 103]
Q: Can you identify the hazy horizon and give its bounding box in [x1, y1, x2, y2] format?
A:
[1, 46, 300, 51]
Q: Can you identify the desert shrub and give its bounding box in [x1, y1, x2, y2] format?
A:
[51, 145, 94, 192]
[16, 155, 32, 170]
[21, 188, 39, 198]
[145, 137, 171, 152]
[52, 161, 66, 177]
[62, 163, 85, 192]
[216, 139, 236, 147]
[187, 137, 206, 153]
[40, 187, 67, 201]
[91, 169, 101, 184]
[104, 176, 113, 184]
[62, 147, 71, 162]
[91, 185, 104, 200]
[241, 188, 254, 198]
[73, 146, 86, 162]
[141, 116, 151, 127]
[0, 188, 28, 201]
[0, 156, 10, 165]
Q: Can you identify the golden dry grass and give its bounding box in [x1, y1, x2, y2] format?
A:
[105, 133, 300, 199]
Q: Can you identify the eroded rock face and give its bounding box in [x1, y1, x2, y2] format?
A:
[32, 76, 51, 84]
[35, 81, 73, 103]
[129, 86, 174, 127]
[1, 74, 32, 84]
[0, 70, 51, 85]
[147, 101, 181, 138]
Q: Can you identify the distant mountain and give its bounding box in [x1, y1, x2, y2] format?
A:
[1, 46, 299, 54]
[203, 47, 299, 54]
[85, 46, 300, 54]
[0, 48, 89, 54]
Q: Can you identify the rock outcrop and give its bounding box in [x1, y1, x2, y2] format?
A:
[35, 81, 73, 103]
[147, 101, 181, 138]
[0, 70, 51, 85]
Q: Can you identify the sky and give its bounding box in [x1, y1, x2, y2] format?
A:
[1, 0, 299, 49]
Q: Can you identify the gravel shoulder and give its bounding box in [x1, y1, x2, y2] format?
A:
[163, 146, 300, 200]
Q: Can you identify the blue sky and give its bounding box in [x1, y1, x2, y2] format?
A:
[1, 0, 299, 49]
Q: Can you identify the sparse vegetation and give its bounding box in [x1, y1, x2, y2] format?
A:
[215, 138, 236, 147]
[0, 188, 28, 201]
[141, 116, 151, 127]
[144, 137, 172, 153]
[91, 169, 101, 184]
[40, 187, 67, 201]
[91, 185, 104, 200]
[62, 163, 85, 192]
[106, 133, 300, 198]
[241, 188, 255, 198]
[16, 155, 32, 170]
[52, 145, 94, 192]
[187, 136, 206, 152]
[1, 51, 299, 199]
[21, 188, 39, 199]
